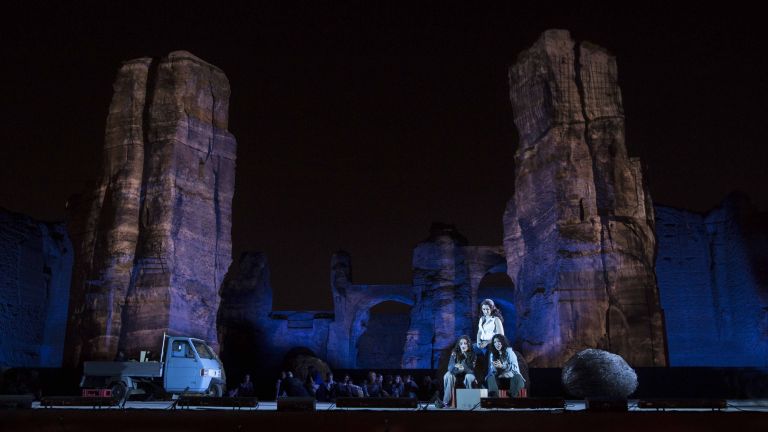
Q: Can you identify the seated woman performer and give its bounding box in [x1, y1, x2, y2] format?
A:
[476, 299, 504, 353]
[486, 334, 525, 397]
[440, 335, 477, 408]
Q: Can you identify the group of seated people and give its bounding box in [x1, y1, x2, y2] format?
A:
[276, 370, 437, 402]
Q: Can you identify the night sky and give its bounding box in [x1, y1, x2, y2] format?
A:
[2, 3, 766, 310]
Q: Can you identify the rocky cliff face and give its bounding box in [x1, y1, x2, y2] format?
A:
[504, 30, 666, 367]
[0, 209, 72, 367]
[65, 51, 236, 364]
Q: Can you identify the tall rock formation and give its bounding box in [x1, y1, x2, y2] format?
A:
[504, 30, 666, 367]
[0, 209, 72, 367]
[65, 51, 236, 364]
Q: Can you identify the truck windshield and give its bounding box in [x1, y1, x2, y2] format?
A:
[192, 340, 215, 359]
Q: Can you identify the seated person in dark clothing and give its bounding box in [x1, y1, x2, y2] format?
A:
[383, 375, 394, 396]
[419, 375, 437, 401]
[439, 335, 478, 408]
[304, 375, 318, 398]
[316, 372, 338, 402]
[283, 371, 310, 397]
[486, 334, 525, 397]
[404, 375, 419, 399]
[336, 374, 352, 397]
[389, 375, 405, 398]
[232, 373, 254, 397]
[341, 374, 366, 397]
[378, 374, 390, 397]
[363, 371, 383, 397]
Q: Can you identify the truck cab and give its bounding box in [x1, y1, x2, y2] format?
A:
[164, 337, 225, 396]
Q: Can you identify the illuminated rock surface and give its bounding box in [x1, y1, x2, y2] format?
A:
[0, 209, 72, 367]
[403, 223, 471, 369]
[65, 51, 236, 364]
[504, 30, 666, 367]
[656, 194, 768, 366]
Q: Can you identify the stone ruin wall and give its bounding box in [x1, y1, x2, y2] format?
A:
[656, 195, 768, 367]
[0, 209, 72, 367]
[217, 225, 510, 388]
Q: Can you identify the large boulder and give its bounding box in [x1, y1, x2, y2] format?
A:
[561, 349, 638, 398]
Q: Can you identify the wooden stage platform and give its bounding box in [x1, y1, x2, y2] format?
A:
[1, 400, 767, 432]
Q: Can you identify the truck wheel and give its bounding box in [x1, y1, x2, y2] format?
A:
[110, 382, 127, 403]
[206, 383, 223, 397]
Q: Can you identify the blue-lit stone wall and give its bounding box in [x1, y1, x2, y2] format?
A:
[218, 233, 509, 390]
[5, 193, 768, 376]
[356, 302, 412, 368]
[655, 196, 768, 366]
[0, 209, 72, 367]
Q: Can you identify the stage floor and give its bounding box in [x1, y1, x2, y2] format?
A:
[22, 398, 768, 412]
[2, 401, 768, 432]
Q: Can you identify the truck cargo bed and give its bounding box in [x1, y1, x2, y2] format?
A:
[84, 361, 164, 377]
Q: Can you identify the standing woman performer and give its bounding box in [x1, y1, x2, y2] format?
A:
[476, 299, 504, 352]
[486, 334, 525, 397]
[441, 335, 477, 407]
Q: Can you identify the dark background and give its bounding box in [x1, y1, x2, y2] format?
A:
[2, 3, 766, 310]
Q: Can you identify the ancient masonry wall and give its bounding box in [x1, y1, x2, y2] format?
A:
[0, 209, 72, 367]
[656, 197, 768, 366]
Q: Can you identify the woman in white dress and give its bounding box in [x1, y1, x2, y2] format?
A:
[476, 299, 504, 353]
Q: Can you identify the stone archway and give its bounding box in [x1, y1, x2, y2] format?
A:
[326, 283, 414, 368]
[355, 301, 412, 369]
